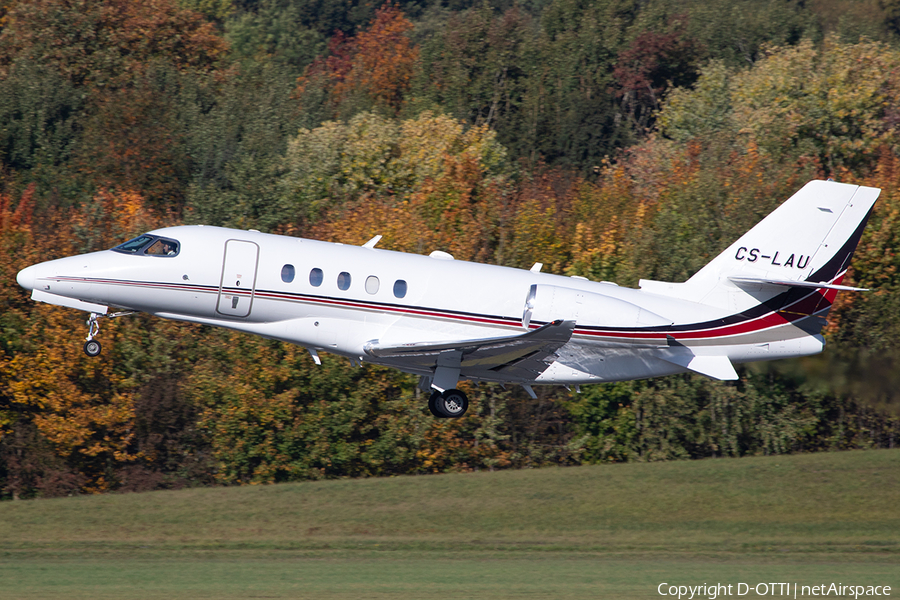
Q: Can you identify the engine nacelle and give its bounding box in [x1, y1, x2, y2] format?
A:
[522, 284, 671, 329]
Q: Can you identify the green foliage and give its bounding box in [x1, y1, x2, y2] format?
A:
[0, 60, 88, 208]
[0, 0, 227, 88]
[178, 0, 235, 23]
[656, 0, 815, 65]
[656, 61, 734, 142]
[416, 5, 539, 139]
[183, 63, 307, 228]
[3, 0, 900, 498]
[733, 37, 900, 174]
[183, 331, 546, 483]
[0, 0, 230, 210]
[225, 0, 325, 70]
[660, 37, 900, 176]
[642, 140, 817, 282]
[514, 0, 639, 166]
[278, 110, 508, 225]
[568, 368, 897, 465]
[565, 382, 638, 462]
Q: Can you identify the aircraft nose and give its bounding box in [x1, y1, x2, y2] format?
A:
[16, 265, 36, 291]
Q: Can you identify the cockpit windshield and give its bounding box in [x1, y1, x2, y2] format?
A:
[113, 235, 155, 254]
[112, 235, 180, 257]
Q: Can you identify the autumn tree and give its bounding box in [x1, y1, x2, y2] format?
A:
[659, 37, 900, 176]
[612, 20, 702, 133]
[4, 0, 900, 499]
[0, 0, 226, 87]
[279, 110, 509, 243]
[296, 3, 418, 118]
[0, 187, 173, 496]
[0, 0, 229, 209]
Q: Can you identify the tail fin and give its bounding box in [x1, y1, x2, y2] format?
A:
[639, 180, 880, 311]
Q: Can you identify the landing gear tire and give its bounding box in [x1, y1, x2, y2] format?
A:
[83, 339, 102, 357]
[432, 389, 469, 418]
[428, 391, 444, 418]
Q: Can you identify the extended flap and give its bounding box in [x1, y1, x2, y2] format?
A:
[365, 320, 576, 381]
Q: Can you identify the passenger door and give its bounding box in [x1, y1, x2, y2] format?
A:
[216, 240, 259, 317]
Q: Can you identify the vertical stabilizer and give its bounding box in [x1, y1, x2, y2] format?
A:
[639, 180, 879, 311]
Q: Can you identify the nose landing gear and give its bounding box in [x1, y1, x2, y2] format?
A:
[81, 311, 134, 357]
[83, 313, 102, 356]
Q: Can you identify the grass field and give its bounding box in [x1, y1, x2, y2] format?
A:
[1, 449, 898, 599]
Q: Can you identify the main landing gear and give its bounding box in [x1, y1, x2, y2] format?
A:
[428, 389, 469, 418]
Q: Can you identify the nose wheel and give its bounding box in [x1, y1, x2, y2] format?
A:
[84, 339, 102, 357]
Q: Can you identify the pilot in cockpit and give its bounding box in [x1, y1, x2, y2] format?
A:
[146, 240, 176, 256]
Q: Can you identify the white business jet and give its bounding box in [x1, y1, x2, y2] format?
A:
[16, 180, 878, 418]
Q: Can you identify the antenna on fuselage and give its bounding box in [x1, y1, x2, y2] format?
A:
[362, 235, 382, 249]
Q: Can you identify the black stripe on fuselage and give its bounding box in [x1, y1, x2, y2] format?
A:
[48, 274, 833, 339]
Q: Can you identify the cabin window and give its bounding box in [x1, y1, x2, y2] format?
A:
[309, 268, 323, 287]
[144, 238, 180, 256]
[281, 264, 295, 283]
[393, 279, 407, 298]
[337, 271, 352, 291]
[365, 276, 380, 294]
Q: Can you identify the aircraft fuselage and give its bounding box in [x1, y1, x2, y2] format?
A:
[18, 223, 821, 385]
[15, 180, 880, 416]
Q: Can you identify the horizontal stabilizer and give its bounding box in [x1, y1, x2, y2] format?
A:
[659, 349, 739, 381]
[728, 276, 867, 292]
[685, 355, 739, 380]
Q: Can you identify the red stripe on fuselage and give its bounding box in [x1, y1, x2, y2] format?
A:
[46, 274, 837, 343]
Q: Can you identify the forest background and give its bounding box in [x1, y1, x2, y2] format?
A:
[1, 0, 900, 498]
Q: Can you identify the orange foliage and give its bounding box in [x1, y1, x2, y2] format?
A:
[0, 0, 229, 209]
[345, 3, 418, 111]
[4, 307, 139, 492]
[0, 0, 227, 87]
[311, 149, 506, 263]
[0, 188, 162, 492]
[78, 83, 192, 209]
[825, 148, 900, 334]
[505, 168, 580, 272]
[71, 188, 165, 251]
[297, 2, 418, 115]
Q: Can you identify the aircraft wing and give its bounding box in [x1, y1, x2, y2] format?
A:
[364, 319, 576, 382]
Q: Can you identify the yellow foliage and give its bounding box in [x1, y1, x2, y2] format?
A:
[662, 37, 900, 176]
[0, 188, 162, 492]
